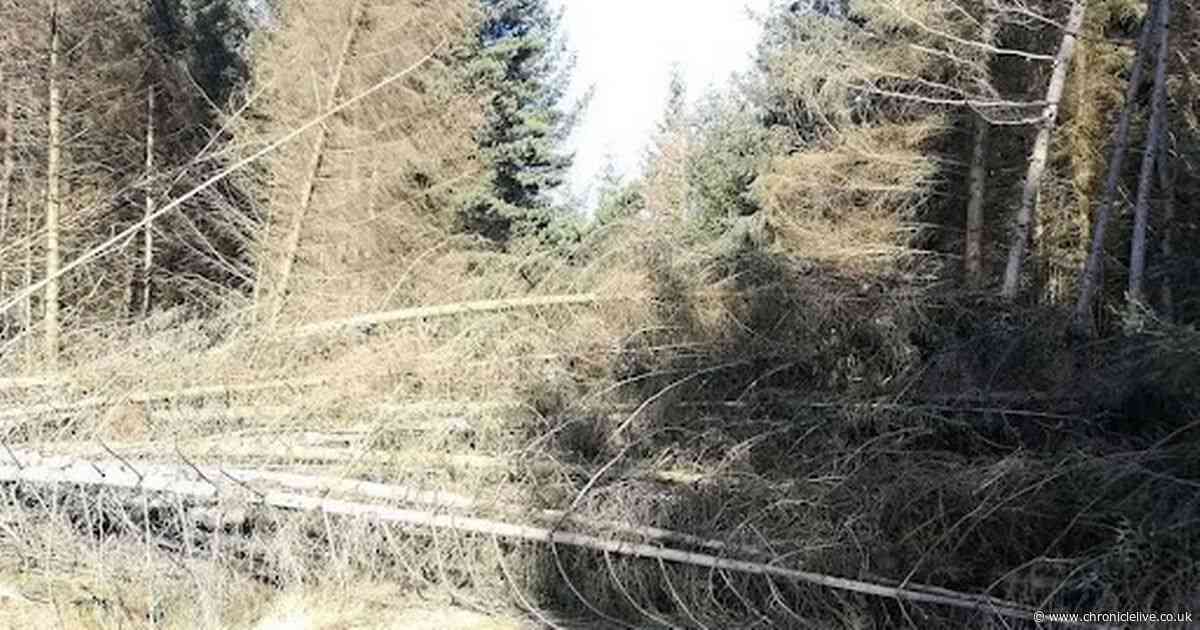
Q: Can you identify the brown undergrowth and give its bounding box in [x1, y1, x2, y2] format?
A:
[1, 220, 1198, 629]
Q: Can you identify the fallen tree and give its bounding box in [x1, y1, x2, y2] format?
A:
[0, 449, 1095, 626]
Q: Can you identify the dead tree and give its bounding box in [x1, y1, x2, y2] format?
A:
[1127, 0, 1171, 308]
[964, 8, 998, 287]
[44, 0, 62, 369]
[1001, 0, 1088, 300]
[141, 85, 155, 318]
[1157, 125, 1176, 319]
[1072, 0, 1158, 336]
[267, 1, 366, 325]
[0, 67, 15, 295]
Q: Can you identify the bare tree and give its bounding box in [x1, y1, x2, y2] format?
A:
[964, 7, 998, 287]
[1071, 0, 1158, 336]
[1157, 124, 1176, 319]
[22, 198, 34, 369]
[44, 0, 62, 368]
[141, 85, 155, 318]
[0, 66, 15, 294]
[1127, 0, 1172, 307]
[1000, 0, 1087, 300]
[267, 0, 366, 325]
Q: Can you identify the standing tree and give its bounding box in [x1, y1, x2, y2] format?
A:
[44, 0, 63, 367]
[0, 63, 16, 296]
[265, 0, 367, 325]
[1073, 0, 1159, 335]
[642, 66, 692, 224]
[963, 8, 998, 287]
[1127, 0, 1172, 308]
[246, 0, 482, 324]
[458, 0, 577, 245]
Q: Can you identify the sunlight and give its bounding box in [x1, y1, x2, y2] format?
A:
[560, 0, 772, 206]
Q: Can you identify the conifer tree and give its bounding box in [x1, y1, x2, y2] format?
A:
[459, 0, 577, 245]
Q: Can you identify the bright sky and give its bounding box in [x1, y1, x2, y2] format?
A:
[558, 0, 772, 207]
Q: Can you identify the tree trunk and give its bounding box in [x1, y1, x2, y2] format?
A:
[141, 85, 155, 318]
[23, 199, 34, 372]
[964, 9, 998, 288]
[1156, 125, 1176, 319]
[44, 1, 63, 369]
[1071, 0, 1158, 336]
[0, 74, 15, 295]
[1000, 0, 1088, 300]
[1127, 0, 1171, 307]
[964, 115, 990, 287]
[268, 1, 365, 325]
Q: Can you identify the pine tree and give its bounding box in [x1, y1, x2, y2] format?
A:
[459, 0, 576, 245]
[642, 66, 692, 224]
[594, 156, 643, 226]
[149, 0, 254, 116]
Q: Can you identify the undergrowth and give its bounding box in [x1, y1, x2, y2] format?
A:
[1, 221, 1198, 629]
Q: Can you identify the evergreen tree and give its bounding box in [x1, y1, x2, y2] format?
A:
[594, 156, 644, 226]
[460, 0, 577, 245]
[642, 66, 692, 223]
[149, 0, 254, 117]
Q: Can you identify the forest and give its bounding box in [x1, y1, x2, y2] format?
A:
[0, 0, 1197, 627]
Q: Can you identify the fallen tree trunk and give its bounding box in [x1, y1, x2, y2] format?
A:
[0, 450, 727, 552]
[1001, 0, 1088, 300]
[283, 293, 610, 338]
[0, 450, 1056, 625]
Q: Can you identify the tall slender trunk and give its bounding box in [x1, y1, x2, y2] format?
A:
[141, 85, 155, 318]
[1127, 0, 1171, 307]
[23, 199, 34, 372]
[44, 1, 62, 369]
[1000, 0, 1087, 300]
[963, 11, 998, 288]
[964, 116, 990, 287]
[1157, 127, 1176, 319]
[1071, 0, 1158, 336]
[0, 73, 16, 295]
[268, 1, 365, 325]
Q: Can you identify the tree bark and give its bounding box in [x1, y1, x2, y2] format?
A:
[964, 116, 990, 286]
[963, 11, 998, 288]
[1000, 0, 1087, 300]
[141, 85, 155, 318]
[268, 1, 365, 325]
[1127, 0, 1171, 307]
[0, 73, 15, 295]
[1072, 0, 1158, 336]
[1157, 124, 1176, 319]
[44, 1, 63, 370]
[23, 199, 34, 372]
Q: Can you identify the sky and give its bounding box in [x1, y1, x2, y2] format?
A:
[558, 0, 772, 207]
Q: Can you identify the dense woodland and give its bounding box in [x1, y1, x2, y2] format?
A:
[0, 0, 1198, 628]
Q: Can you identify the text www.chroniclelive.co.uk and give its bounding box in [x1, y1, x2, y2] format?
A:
[1034, 609, 1193, 625]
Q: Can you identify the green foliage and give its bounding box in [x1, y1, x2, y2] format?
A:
[687, 91, 769, 235]
[149, 0, 254, 113]
[458, 0, 577, 245]
[593, 162, 645, 226]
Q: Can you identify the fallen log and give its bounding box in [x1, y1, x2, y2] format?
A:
[282, 293, 612, 339]
[0, 450, 730, 555]
[0, 450, 1057, 625]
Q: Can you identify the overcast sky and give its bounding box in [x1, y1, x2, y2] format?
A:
[558, 0, 772, 206]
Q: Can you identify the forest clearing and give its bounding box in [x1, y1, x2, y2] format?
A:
[0, 0, 1198, 628]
